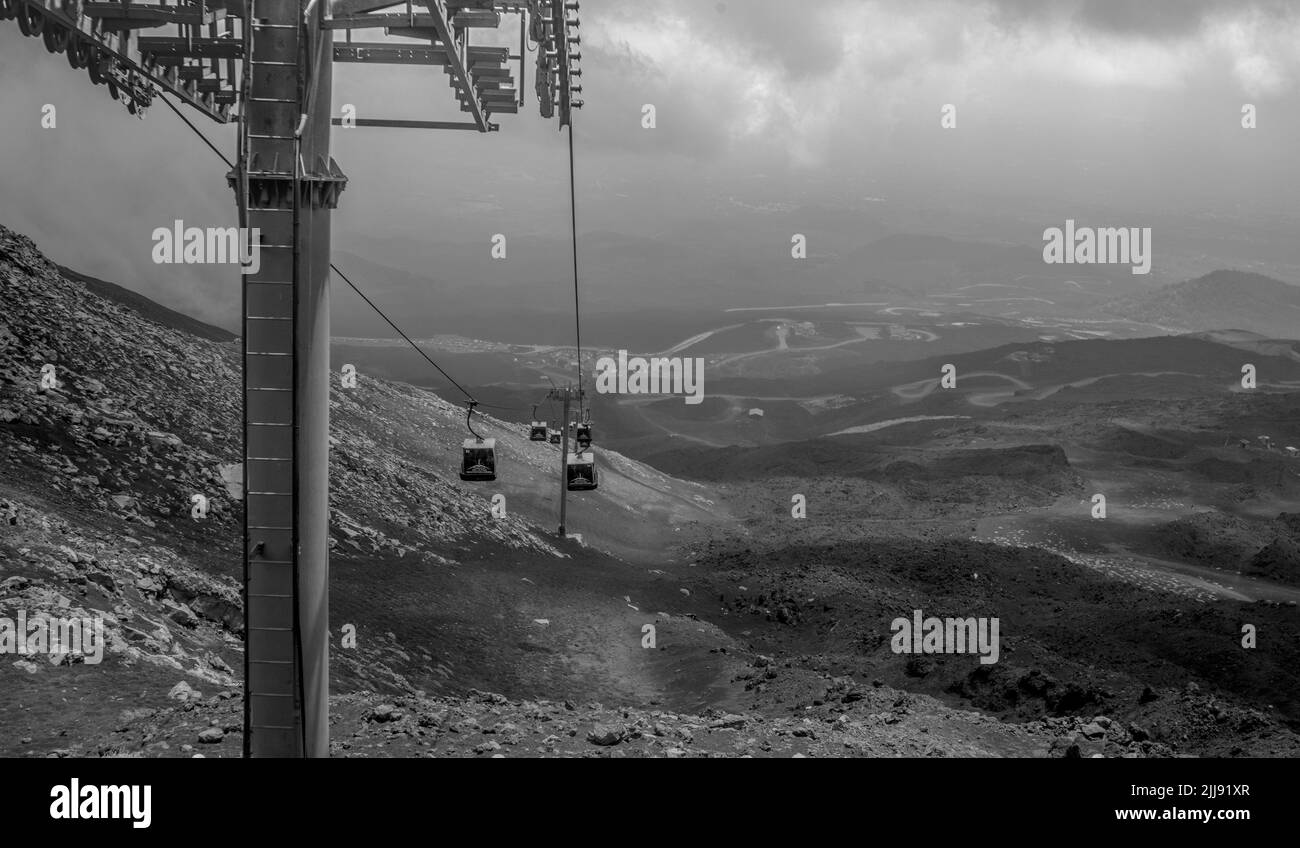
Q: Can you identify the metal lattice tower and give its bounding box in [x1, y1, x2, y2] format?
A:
[4, 0, 584, 757]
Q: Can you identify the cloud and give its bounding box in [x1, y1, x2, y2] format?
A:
[578, 0, 1300, 170]
[986, 0, 1298, 39]
[597, 0, 851, 81]
[2, 0, 1298, 320]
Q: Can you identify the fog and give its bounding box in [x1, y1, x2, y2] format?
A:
[1, 0, 1297, 333]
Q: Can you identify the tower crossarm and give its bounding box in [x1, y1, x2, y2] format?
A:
[2, 0, 246, 121]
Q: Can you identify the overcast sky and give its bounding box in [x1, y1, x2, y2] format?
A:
[2, 0, 1298, 329]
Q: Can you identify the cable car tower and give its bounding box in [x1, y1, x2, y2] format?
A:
[3, 0, 583, 757]
[547, 382, 585, 534]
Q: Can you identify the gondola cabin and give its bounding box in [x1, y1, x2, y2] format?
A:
[460, 438, 496, 482]
[566, 450, 598, 491]
[575, 422, 592, 448]
[548, 429, 561, 445]
[529, 421, 548, 442]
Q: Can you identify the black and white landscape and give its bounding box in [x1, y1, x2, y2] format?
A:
[2, 0, 1299, 762]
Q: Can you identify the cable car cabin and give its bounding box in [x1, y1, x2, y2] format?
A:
[460, 438, 496, 482]
[548, 429, 561, 445]
[575, 422, 592, 447]
[529, 421, 548, 442]
[566, 451, 598, 491]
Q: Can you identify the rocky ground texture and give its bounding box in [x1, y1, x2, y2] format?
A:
[23, 683, 1176, 759]
[3, 224, 1298, 758]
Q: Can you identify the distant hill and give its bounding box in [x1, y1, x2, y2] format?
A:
[1104, 270, 1300, 340]
[1182, 330, 1300, 363]
[840, 233, 1117, 297]
[644, 438, 1076, 489]
[744, 332, 1300, 401]
[56, 264, 236, 343]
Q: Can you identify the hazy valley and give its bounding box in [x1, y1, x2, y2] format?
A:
[2, 222, 1298, 757]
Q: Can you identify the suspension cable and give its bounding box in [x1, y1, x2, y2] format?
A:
[159, 86, 538, 414]
[566, 122, 584, 415]
[159, 91, 233, 168]
[465, 400, 484, 441]
[330, 264, 478, 404]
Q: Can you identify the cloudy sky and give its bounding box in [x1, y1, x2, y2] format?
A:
[1, 0, 1298, 330]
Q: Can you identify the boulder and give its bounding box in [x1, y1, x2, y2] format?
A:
[167, 681, 202, 702]
[586, 724, 625, 746]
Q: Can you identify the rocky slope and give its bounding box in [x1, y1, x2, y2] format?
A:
[0, 223, 714, 754]
[29, 682, 1170, 759]
[4, 223, 1295, 758]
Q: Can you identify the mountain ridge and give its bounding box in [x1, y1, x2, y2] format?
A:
[1104, 269, 1300, 340]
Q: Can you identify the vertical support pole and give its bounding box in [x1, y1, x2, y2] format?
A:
[241, 0, 339, 758]
[297, 0, 334, 761]
[518, 10, 526, 108]
[558, 388, 570, 535]
[242, 0, 304, 759]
